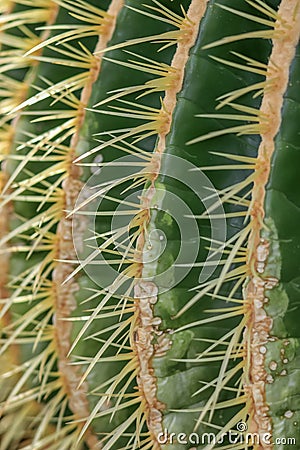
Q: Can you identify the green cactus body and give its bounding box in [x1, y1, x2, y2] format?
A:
[0, 1, 300, 449]
[262, 41, 300, 449]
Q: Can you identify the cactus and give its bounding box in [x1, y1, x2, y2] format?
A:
[0, 0, 299, 449]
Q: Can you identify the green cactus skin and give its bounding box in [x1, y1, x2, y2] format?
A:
[0, 1, 300, 449]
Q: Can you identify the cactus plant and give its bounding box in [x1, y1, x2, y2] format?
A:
[0, 0, 300, 449]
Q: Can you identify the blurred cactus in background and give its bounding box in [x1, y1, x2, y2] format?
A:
[0, 0, 299, 449]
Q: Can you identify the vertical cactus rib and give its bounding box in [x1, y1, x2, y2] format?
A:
[244, 0, 300, 445]
[262, 43, 300, 449]
[0, 1, 125, 448]
[0, 1, 14, 352]
[169, 0, 299, 446]
[52, 0, 123, 446]
[0, 2, 61, 448]
[141, 0, 287, 447]
[154, 0, 209, 152]
[133, 1, 209, 446]
[1, 0, 300, 448]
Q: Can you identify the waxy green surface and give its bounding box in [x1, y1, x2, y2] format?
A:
[263, 42, 300, 449]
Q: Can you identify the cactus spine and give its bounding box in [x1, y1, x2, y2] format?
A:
[0, 1, 300, 449]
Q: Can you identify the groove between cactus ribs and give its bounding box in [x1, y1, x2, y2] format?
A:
[245, 0, 300, 446]
[133, 1, 209, 446]
[52, 1, 124, 447]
